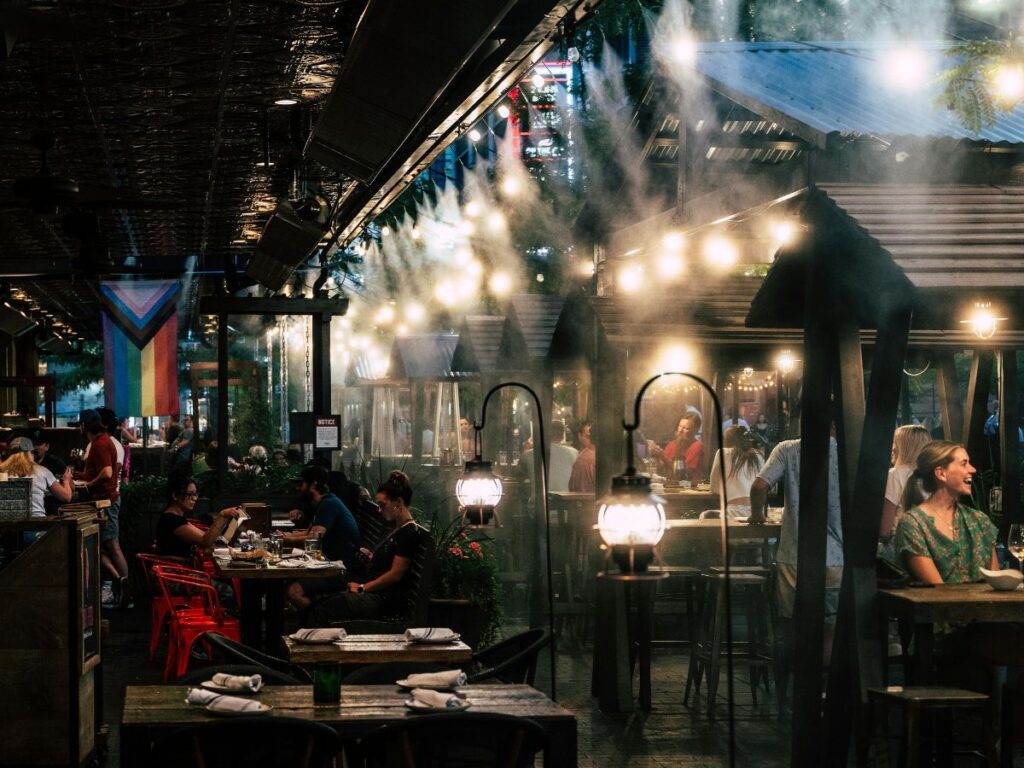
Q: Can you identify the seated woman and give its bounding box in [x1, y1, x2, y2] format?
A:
[306, 470, 428, 627]
[709, 426, 763, 519]
[155, 473, 242, 561]
[894, 441, 997, 584]
[879, 424, 933, 556]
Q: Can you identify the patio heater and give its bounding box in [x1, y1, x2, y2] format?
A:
[597, 371, 735, 766]
[457, 381, 556, 700]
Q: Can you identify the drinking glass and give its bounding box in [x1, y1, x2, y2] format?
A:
[312, 662, 341, 703]
[1008, 524, 1024, 574]
[305, 535, 322, 560]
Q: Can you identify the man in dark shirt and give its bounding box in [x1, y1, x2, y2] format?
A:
[284, 465, 360, 612]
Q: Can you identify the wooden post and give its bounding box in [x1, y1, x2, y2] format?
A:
[824, 306, 913, 766]
[962, 350, 994, 471]
[935, 352, 963, 443]
[594, 342, 626, 498]
[998, 350, 1021, 532]
[410, 382, 424, 465]
[217, 314, 229, 488]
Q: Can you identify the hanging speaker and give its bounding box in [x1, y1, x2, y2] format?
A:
[245, 200, 325, 291]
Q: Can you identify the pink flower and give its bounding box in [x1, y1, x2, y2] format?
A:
[449, 547, 463, 557]
[469, 541, 481, 551]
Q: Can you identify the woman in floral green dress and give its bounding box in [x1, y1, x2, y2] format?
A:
[895, 441, 998, 584]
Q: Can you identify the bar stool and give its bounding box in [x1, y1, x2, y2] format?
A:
[648, 564, 701, 649]
[867, 686, 996, 768]
[684, 570, 777, 718]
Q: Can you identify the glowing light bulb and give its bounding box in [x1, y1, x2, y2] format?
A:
[497, 104, 511, 119]
[703, 235, 738, 270]
[435, 280, 458, 308]
[374, 305, 395, 325]
[464, 201, 481, 218]
[411, 226, 422, 240]
[488, 271, 513, 296]
[404, 302, 426, 324]
[962, 303, 1005, 339]
[454, 247, 473, 266]
[468, 128, 482, 142]
[882, 47, 931, 90]
[992, 64, 1024, 103]
[655, 343, 694, 373]
[536, 273, 545, 283]
[380, 225, 391, 237]
[670, 36, 697, 65]
[485, 211, 506, 232]
[776, 350, 797, 374]
[531, 72, 545, 88]
[500, 177, 522, 197]
[662, 231, 685, 251]
[618, 264, 644, 294]
[467, 259, 484, 278]
[579, 260, 596, 277]
[656, 251, 685, 279]
[274, 97, 298, 106]
[770, 219, 799, 248]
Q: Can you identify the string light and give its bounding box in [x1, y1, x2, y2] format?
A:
[488, 271, 513, 296]
[703, 235, 738, 270]
[531, 72, 545, 88]
[468, 128, 483, 142]
[497, 104, 511, 119]
[500, 177, 522, 197]
[776, 349, 798, 374]
[992, 64, 1024, 103]
[404, 302, 426, 325]
[485, 211, 506, 232]
[618, 264, 644, 293]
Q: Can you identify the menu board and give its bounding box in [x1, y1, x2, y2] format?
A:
[80, 528, 100, 670]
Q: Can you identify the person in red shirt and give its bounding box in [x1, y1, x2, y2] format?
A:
[651, 412, 706, 483]
[79, 415, 129, 606]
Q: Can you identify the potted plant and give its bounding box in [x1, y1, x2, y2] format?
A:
[417, 510, 502, 649]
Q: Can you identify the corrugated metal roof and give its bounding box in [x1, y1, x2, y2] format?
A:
[451, 315, 505, 374]
[696, 41, 1024, 145]
[820, 184, 1024, 290]
[504, 294, 565, 363]
[389, 333, 467, 381]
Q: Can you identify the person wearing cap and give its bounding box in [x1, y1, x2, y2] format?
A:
[28, 427, 66, 478]
[78, 415, 129, 606]
[5, 436, 73, 517]
[283, 464, 361, 612]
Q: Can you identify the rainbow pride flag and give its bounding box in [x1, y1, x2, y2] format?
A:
[100, 280, 180, 417]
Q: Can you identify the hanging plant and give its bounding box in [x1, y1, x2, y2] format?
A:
[937, 39, 1024, 134]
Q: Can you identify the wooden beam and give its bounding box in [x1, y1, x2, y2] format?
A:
[824, 305, 912, 767]
[198, 295, 348, 317]
[999, 350, 1021, 532]
[963, 350, 995, 469]
[935, 352, 963, 443]
[790, 248, 836, 767]
[594, 340, 626, 498]
[217, 315, 229, 488]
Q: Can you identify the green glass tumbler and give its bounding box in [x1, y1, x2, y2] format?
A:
[312, 661, 341, 703]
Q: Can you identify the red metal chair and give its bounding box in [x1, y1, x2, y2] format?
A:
[137, 554, 207, 660]
[154, 566, 241, 681]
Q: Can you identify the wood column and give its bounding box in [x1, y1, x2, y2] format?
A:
[935, 352, 963, 443]
[217, 314, 229, 488]
[824, 306, 912, 766]
[14, 331, 39, 416]
[410, 382, 424, 465]
[594, 341, 626, 498]
[999, 350, 1021, 531]
[963, 350, 995, 472]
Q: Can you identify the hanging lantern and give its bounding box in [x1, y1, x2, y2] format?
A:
[597, 473, 666, 574]
[457, 458, 503, 527]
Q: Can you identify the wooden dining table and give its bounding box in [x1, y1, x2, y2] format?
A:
[214, 559, 346, 651]
[120, 684, 578, 766]
[878, 582, 1024, 683]
[283, 634, 473, 667]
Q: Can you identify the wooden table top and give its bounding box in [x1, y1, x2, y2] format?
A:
[213, 560, 346, 581]
[664, 518, 781, 540]
[283, 634, 473, 665]
[121, 684, 573, 727]
[879, 582, 1024, 623]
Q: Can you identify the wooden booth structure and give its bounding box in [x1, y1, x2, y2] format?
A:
[0, 511, 103, 767]
[719, 182, 1024, 766]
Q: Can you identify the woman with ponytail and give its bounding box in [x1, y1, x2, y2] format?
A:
[709, 426, 764, 519]
[880, 425, 933, 542]
[894, 441, 998, 584]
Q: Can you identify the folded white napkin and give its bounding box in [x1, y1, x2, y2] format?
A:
[290, 627, 348, 643]
[290, 548, 304, 555]
[212, 547, 230, 559]
[405, 627, 457, 642]
[186, 687, 219, 705]
[405, 670, 466, 687]
[206, 695, 268, 714]
[277, 558, 309, 568]
[410, 688, 462, 708]
[211, 672, 263, 692]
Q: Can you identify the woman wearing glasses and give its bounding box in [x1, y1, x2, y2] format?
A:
[155, 473, 242, 560]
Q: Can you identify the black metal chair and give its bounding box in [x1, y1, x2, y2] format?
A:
[150, 717, 341, 768]
[345, 712, 547, 768]
[201, 631, 312, 683]
[469, 629, 550, 686]
[341, 661, 447, 685]
[176, 663, 306, 686]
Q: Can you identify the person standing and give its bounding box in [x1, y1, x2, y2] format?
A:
[568, 421, 595, 493]
[169, 414, 195, 470]
[78, 415, 129, 607]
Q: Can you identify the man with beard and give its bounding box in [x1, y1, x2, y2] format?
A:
[283, 465, 361, 612]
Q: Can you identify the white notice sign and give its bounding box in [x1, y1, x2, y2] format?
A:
[315, 417, 339, 449]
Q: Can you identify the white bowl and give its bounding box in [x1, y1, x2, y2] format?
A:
[980, 568, 1024, 591]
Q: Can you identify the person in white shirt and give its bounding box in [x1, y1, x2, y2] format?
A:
[879, 424, 933, 543]
[709, 426, 764, 519]
[8, 436, 73, 517]
[519, 420, 579, 494]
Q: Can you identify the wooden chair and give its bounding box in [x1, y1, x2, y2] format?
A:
[149, 716, 340, 768]
[346, 712, 547, 768]
[868, 686, 996, 768]
[469, 629, 550, 686]
[200, 631, 312, 682]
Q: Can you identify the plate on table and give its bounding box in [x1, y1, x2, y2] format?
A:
[204, 701, 273, 716]
[199, 681, 261, 695]
[396, 678, 460, 691]
[404, 698, 470, 712]
[408, 632, 460, 644]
